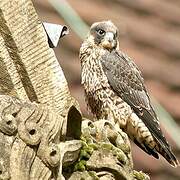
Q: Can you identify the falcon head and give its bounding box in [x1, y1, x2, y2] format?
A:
[89, 20, 119, 50]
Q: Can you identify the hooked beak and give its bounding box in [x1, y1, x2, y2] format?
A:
[101, 32, 116, 49]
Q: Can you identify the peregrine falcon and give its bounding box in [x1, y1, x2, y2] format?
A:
[79, 20, 179, 167]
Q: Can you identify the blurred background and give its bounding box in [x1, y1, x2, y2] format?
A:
[35, 0, 180, 179]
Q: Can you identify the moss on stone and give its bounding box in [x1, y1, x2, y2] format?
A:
[100, 143, 113, 150]
[74, 160, 86, 171]
[73, 138, 96, 171]
[88, 143, 99, 150]
[88, 171, 99, 180]
[117, 143, 131, 154]
[133, 170, 150, 180]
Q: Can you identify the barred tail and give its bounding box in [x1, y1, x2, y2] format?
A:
[128, 113, 179, 167]
[156, 141, 179, 167]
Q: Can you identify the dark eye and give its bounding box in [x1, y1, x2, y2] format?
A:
[97, 29, 105, 36]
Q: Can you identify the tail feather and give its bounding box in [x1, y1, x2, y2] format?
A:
[138, 109, 179, 167]
[134, 139, 159, 159]
[156, 141, 179, 167]
[128, 112, 179, 167]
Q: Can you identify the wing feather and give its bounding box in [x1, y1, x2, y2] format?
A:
[101, 50, 169, 148]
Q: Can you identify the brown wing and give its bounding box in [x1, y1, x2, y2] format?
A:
[101, 50, 170, 149]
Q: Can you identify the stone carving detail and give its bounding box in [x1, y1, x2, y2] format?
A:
[0, 95, 149, 179]
[0, 0, 150, 177]
[66, 119, 149, 180]
[0, 95, 82, 180]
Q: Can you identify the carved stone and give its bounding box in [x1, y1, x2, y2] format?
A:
[0, 0, 150, 179]
[0, 95, 82, 180]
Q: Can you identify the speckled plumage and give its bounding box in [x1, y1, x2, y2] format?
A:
[79, 21, 179, 167]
